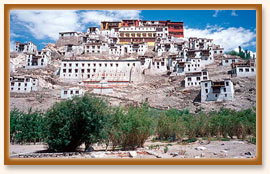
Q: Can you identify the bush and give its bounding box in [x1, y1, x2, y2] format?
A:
[109, 103, 154, 150]
[10, 108, 44, 144]
[43, 94, 110, 152]
[156, 109, 187, 141]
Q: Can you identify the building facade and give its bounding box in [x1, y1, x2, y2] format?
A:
[10, 76, 38, 93]
[184, 70, 209, 88]
[60, 59, 143, 83]
[61, 87, 84, 99]
[201, 79, 234, 102]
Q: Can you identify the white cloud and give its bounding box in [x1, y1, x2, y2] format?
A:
[11, 10, 83, 40]
[80, 10, 141, 25]
[231, 10, 238, 16]
[11, 10, 142, 41]
[184, 25, 256, 51]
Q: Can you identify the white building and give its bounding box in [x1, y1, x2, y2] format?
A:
[61, 87, 84, 99]
[25, 49, 51, 69]
[201, 79, 234, 102]
[213, 44, 225, 55]
[188, 37, 213, 50]
[231, 60, 256, 77]
[15, 41, 37, 54]
[222, 55, 240, 66]
[10, 76, 38, 93]
[108, 43, 148, 56]
[184, 70, 209, 88]
[84, 41, 108, 55]
[175, 57, 202, 75]
[60, 59, 143, 83]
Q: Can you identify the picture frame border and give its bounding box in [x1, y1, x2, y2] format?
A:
[4, 4, 262, 165]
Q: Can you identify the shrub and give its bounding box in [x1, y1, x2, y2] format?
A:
[156, 109, 187, 142]
[43, 94, 110, 152]
[109, 103, 154, 150]
[10, 108, 44, 144]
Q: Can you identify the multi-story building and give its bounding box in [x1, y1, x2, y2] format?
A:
[201, 79, 234, 102]
[25, 49, 51, 69]
[231, 60, 256, 77]
[222, 55, 240, 66]
[10, 76, 38, 93]
[101, 21, 122, 31]
[83, 40, 109, 55]
[119, 26, 157, 46]
[15, 41, 37, 54]
[188, 37, 213, 50]
[184, 70, 209, 88]
[108, 43, 148, 56]
[60, 59, 143, 84]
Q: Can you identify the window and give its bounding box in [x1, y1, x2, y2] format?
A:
[203, 71, 207, 75]
[239, 68, 243, 72]
[224, 88, 227, 92]
[25, 83, 27, 86]
[63, 69, 66, 73]
[11, 82, 14, 86]
[82, 69, 85, 73]
[70, 90, 73, 94]
[75, 69, 78, 73]
[197, 77, 200, 81]
[225, 94, 227, 97]
[251, 68, 254, 72]
[205, 89, 208, 93]
[215, 94, 218, 97]
[116, 63, 119, 67]
[69, 63, 72, 67]
[64, 63, 66, 67]
[246, 68, 250, 72]
[205, 83, 208, 87]
[87, 69, 90, 73]
[225, 60, 229, 63]
[69, 69, 72, 73]
[82, 63, 85, 67]
[64, 90, 67, 94]
[76, 90, 79, 94]
[226, 82, 229, 86]
[18, 83, 21, 86]
[188, 77, 191, 81]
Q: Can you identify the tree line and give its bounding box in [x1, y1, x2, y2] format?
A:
[10, 94, 256, 152]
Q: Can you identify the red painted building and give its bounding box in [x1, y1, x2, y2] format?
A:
[121, 19, 184, 38]
[166, 21, 184, 38]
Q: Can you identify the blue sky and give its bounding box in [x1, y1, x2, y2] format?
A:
[10, 10, 256, 52]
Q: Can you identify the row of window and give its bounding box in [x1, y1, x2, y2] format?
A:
[121, 27, 156, 31]
[63, 62, 137, 68]
[63, 90, 80, 95]
[238, 67, 255, 72]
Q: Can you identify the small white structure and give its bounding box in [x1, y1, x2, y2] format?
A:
[222, 55, 240, 66]
[213, 44, 225, 55]
[15, 41, 37, 54]
[231, 60, 256, 77]
[61, 87, 84, 99]
[108, 43, 148, 56]
[185, 70, 209, 88]
[201, 79, 234, 102]
[25, 49, 51, 69]
[84, 41, 108, 55]
[10, 76, 38, 93]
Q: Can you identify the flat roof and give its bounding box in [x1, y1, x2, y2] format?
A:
[62, 59, 140, 62]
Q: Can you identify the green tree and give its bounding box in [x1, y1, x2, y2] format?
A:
[43, 94, 110, 152]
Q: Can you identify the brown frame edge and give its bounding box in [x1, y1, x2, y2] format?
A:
[4, 4, 262, 165]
